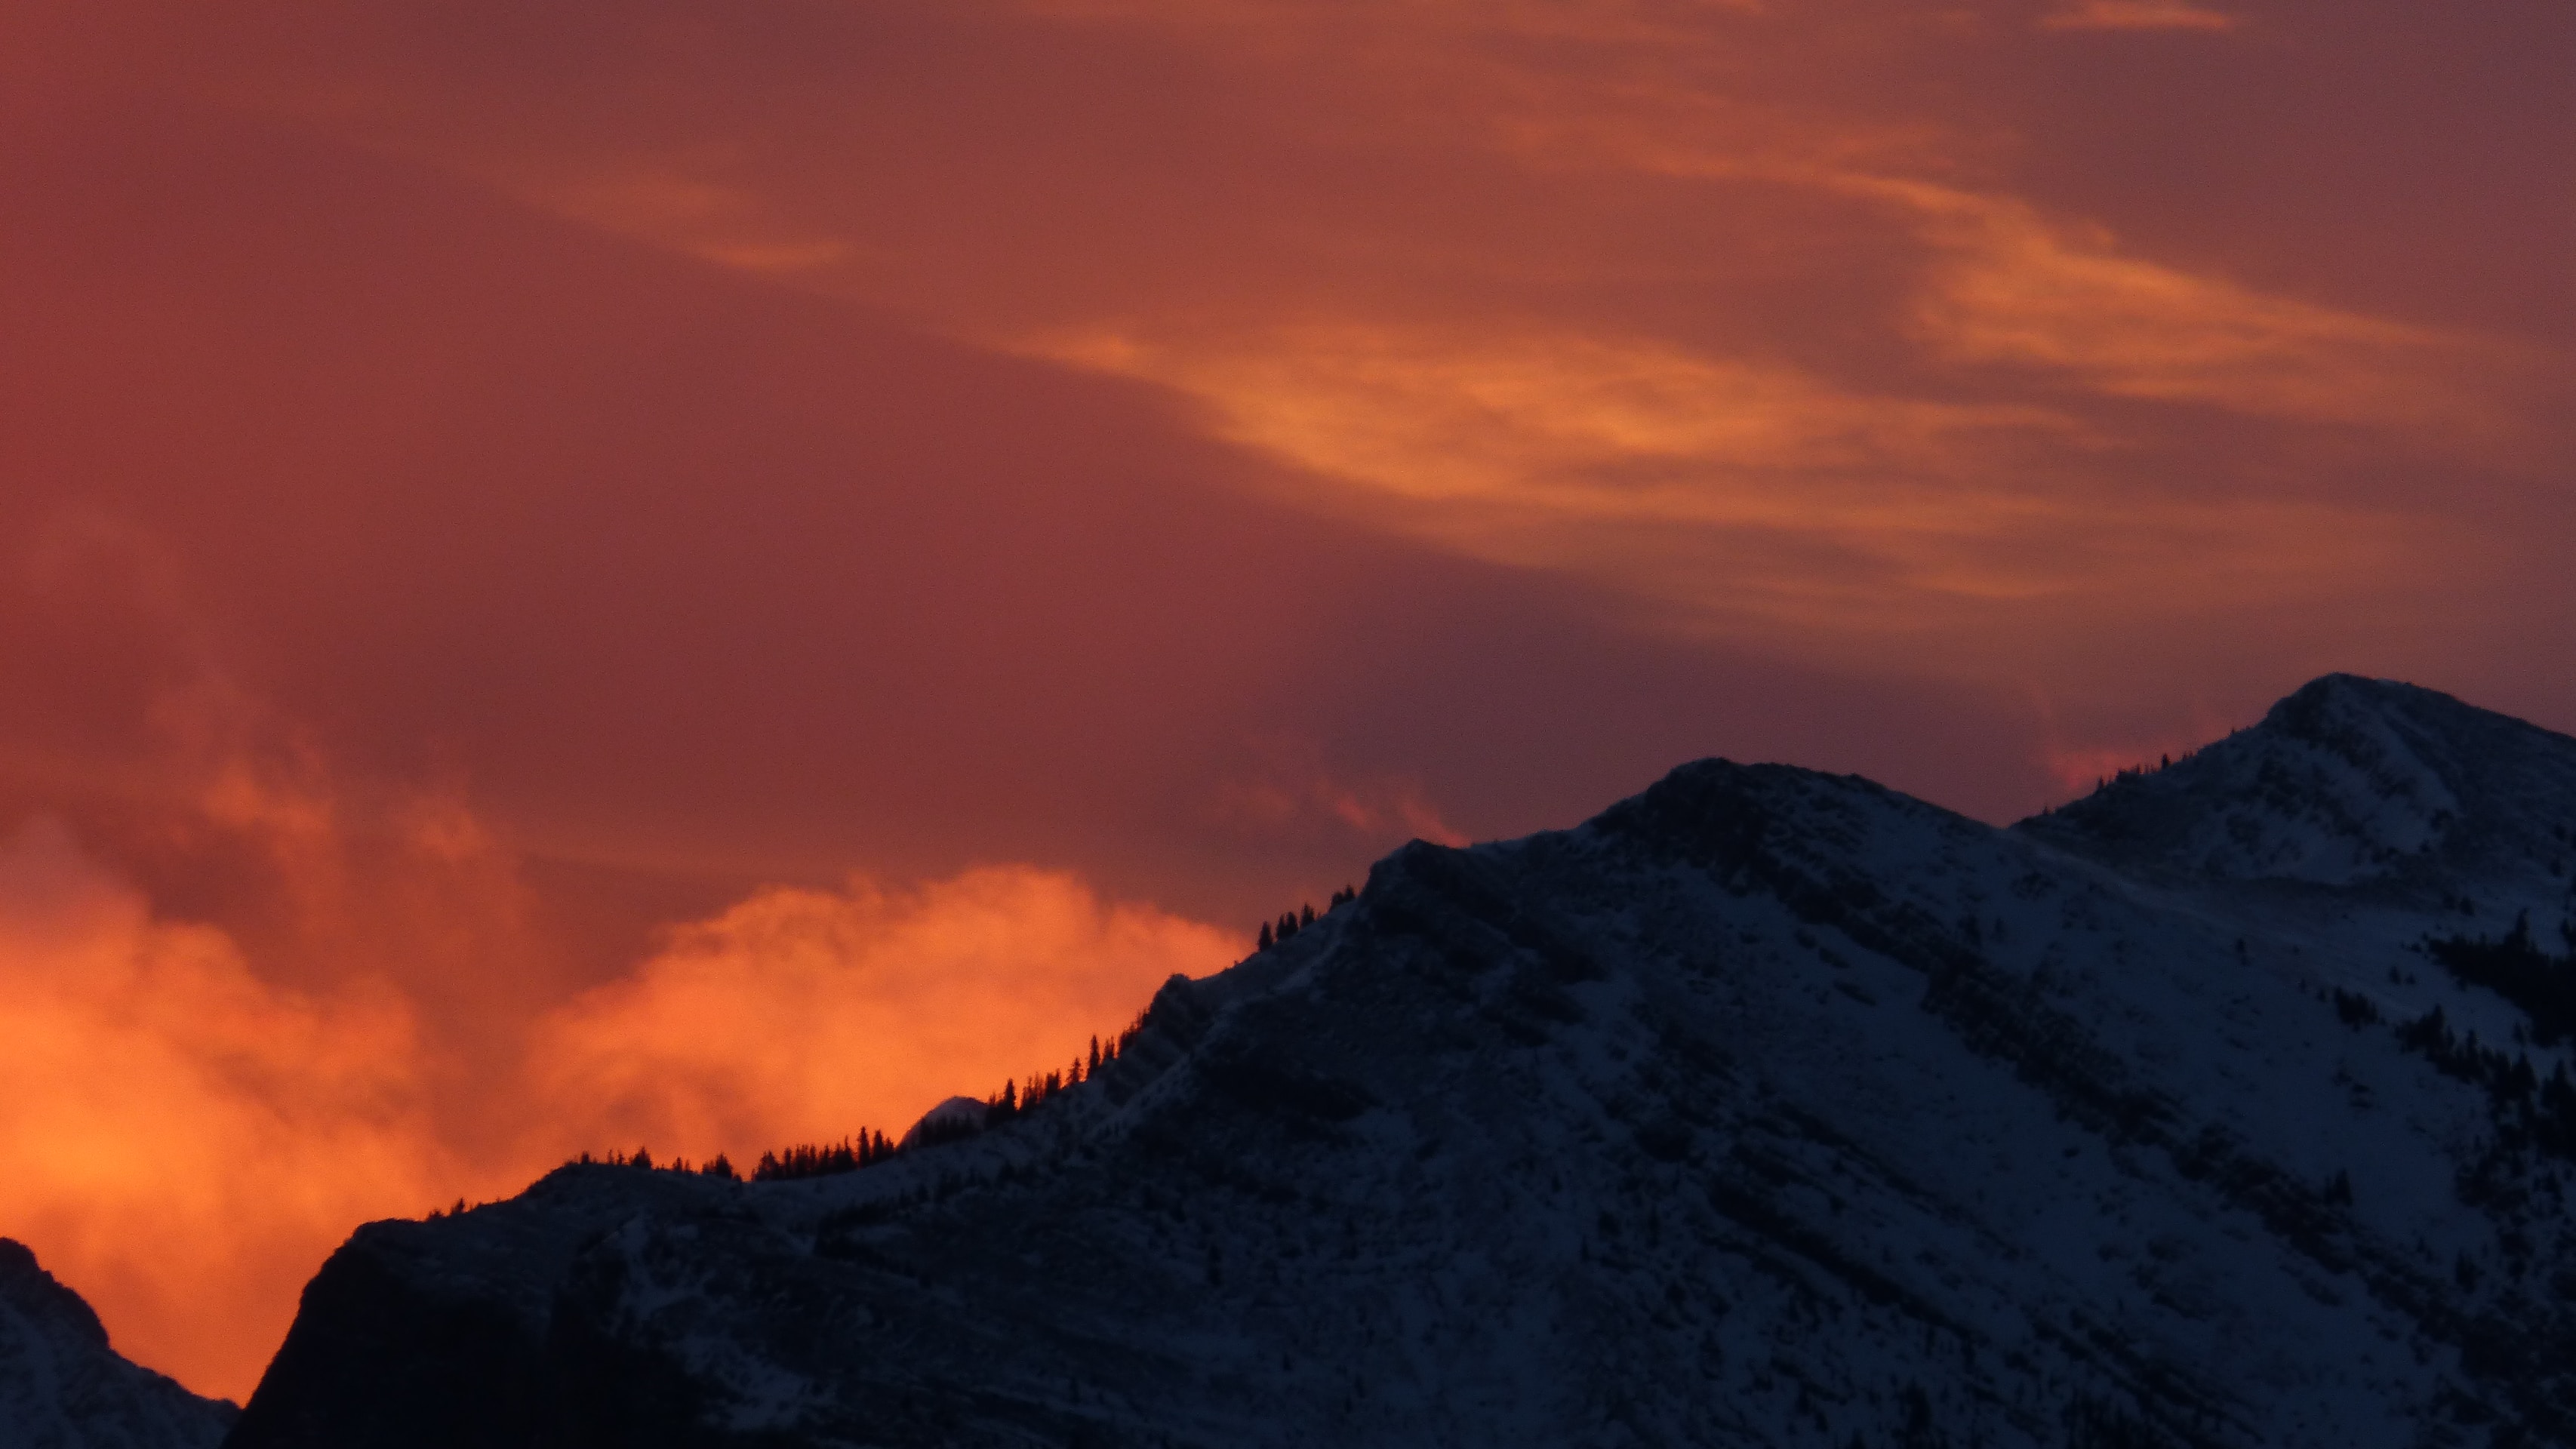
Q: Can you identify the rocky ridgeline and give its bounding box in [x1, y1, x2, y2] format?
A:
[166, 675, 2576, 1445]
[0, 1239, 235, 1449]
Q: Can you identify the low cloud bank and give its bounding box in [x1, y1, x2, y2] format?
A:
[0, 814, 1235, 1401]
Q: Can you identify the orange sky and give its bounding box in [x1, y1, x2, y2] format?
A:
[2, 0, 2569, 1401]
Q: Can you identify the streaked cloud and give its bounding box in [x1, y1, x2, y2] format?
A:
[245, 0, 2548, 673]
[2040, 2, 2242, 32]
[1033, 319, 2446, 656]
[1870, 180, 2541, 449]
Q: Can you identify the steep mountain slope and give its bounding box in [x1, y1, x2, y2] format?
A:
[0, 1240, 237, 1449]
[226, 676, 2576, 1447]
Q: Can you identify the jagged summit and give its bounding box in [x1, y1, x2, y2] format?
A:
[0, 1240, 108, 1352]
[0, 1238, 238, 1449]
[2020, 673, 2576, 903]
[222, 678, 2576, 1447]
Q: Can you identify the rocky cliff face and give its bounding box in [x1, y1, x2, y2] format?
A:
[0, 1240, 236, 1449]
[226, 675, 2576, 1447]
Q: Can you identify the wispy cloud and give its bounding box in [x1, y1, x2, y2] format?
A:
[2039, 2, 2242, 32]
[1857, 179, 2544, 452]
[135, 0, 2552, 675]
[1208, 734, 1467, 848]
[1031, 318, 2441, 658]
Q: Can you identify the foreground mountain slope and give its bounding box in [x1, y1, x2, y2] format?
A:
[228, 675, 2576, 1447]
[0, 1240, 237, 1449]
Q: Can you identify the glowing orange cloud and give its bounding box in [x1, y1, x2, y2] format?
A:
[0, 632, 1242, 1401]
[0, 797, 1238, 1400]
[0, 820, 450, 1400]
[528, 868, 1239, 1164]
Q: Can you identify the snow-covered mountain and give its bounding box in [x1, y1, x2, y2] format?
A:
[0, 1240, 236, 1449]
[225, 674, 2576, 1447]
[2025, 673, 2576, 898]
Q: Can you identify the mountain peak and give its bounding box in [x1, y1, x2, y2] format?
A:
[2020, 674, 2576, 901]
[0, 1238, 239, 1445]
[0, 1238, 109, 1352]
[2263, 672, 2494, 747]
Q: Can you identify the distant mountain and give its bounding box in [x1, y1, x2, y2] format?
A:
[0, 1239, 236, 1449]
[226, 675, 2576, 1447]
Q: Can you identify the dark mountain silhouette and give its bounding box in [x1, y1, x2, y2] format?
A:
[223, 675, 2576, 1447]
[0, 1238, 237, 1448]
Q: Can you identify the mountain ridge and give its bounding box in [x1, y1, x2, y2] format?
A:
[219, 675, 2576, 1447]
[0, 1238, 238, 1449]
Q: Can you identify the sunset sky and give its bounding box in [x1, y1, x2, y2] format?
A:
[2, 0, 2570, 1401]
